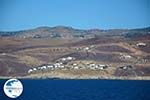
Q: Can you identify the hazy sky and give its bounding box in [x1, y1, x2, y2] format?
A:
[0, 0, 149, 31]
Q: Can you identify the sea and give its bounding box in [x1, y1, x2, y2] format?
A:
[0, 79, 150, 100]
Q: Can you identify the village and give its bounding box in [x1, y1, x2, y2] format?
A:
[27, 42, 147, 74]
[27, 42, 148, 75]
[27, 55, 139, 76]
[28, 56, 111, 74]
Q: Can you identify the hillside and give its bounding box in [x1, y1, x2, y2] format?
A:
[1, 26, 149, 39]
[0, 26, 150, 79]
[0, 26, 150, 39]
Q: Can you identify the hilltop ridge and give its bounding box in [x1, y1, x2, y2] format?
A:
[0, 26, 149, 39]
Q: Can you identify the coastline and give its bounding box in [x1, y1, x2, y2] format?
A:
[1, 75, 150, 80]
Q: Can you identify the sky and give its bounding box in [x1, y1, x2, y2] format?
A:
[0, 0, 149, 31]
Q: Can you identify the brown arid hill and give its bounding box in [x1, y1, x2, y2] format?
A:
[0, 26, 150, 79]
[0, 26, 149, 40]
[1, 26, 149, 39]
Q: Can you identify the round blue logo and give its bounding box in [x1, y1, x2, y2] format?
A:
[3, 79, 23, 98]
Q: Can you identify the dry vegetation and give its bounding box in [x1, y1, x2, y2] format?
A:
[0, 36, 150, 79]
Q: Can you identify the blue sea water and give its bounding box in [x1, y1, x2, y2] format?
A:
[0, 79, 150, 100]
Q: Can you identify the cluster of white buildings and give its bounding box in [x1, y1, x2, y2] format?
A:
[86, 63, 109, 70]
[65, 62, 109, 70]
[28, 56, 75, 74]
[28, 62, 109, 74]
[27, 56, 109, 74]
[28, 62, 65, 74]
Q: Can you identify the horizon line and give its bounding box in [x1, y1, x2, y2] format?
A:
[0, 25, 150, 32]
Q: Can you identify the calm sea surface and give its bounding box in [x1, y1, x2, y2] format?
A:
[0, 79, 150, 100]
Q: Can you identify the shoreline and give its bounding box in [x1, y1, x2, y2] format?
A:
[1, 75, 150, 80]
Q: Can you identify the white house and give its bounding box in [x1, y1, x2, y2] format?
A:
[28, 69, 33, 73]
[136, 42, 146, 47]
